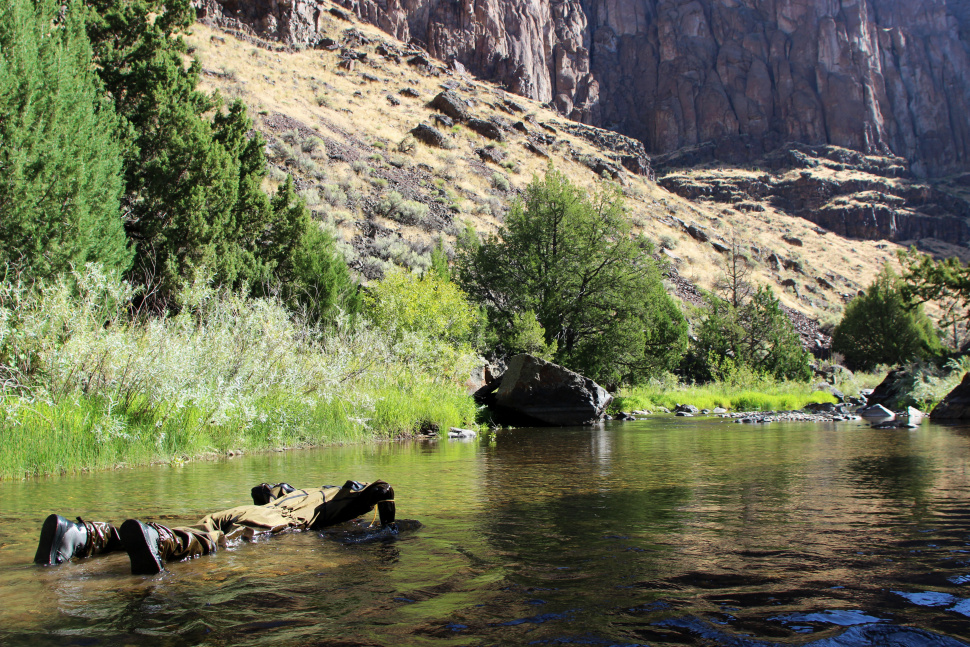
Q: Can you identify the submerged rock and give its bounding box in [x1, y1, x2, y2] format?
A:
[487, 354, 612, 426]
[859, 404, 895, 419]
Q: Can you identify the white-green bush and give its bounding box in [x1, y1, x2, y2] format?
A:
[0, 266, 478, 456]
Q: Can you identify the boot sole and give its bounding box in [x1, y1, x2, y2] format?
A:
[120, 520, 163, 575]
[34, 514, 68, 565]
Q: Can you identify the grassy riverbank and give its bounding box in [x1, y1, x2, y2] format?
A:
[0, 268, 477, 479]
[610, 381, 840, 413]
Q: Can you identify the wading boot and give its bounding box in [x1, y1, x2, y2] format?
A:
[120, 519, 215, 574]
[377, 500, 396, 526]
[34, 515, 123, 565]
[119, 519, 167, 574]
[251, 482, 296, 505]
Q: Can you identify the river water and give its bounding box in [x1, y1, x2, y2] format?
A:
[2, 417, 970, 646]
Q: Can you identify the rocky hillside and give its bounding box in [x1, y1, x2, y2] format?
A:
[195, 0, 970, 177]
[181, 6, 925, 353]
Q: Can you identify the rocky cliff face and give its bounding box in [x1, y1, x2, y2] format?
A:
[198, 0, 970, 177]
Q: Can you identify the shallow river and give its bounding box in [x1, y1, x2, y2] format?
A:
[2, 417, 970, 646]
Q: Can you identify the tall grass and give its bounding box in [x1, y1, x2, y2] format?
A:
[0, 266, 478, 479]
[611, 377, 838, 413]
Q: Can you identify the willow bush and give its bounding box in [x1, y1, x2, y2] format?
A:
[0, 265, 477, 478]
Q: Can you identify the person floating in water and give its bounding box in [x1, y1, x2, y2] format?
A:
[34, 480, 396, 574]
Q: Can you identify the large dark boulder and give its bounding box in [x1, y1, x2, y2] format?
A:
[466, 118, 504, 141]
[485, 354, 612, 426]
[410, 123, 450, 148]
[430, 91, 471, 122]
[931, 373, 970, 419]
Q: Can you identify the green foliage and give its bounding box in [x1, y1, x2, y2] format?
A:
[692, 286, 813, 382]
[867, 357, 970, 411]
[458, 168, 687, 385]
[286, 223, 363, 325]
[366, 270, 477, 347]
[508, 311, 556, 360]
[898, 248, 970, 349]
[611, 381, 837, 413]
[491, 172, 510, 191]
[81, 0, 312, 299]
[0, 0, 130, 279]
[378, 190, 428, 224]
[430, 238, 451, 281]
[0, 266, 477, 478]
[832, 265, 941, 371]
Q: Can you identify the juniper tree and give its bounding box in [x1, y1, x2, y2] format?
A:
[832, 265, 941, 371]
[81, 0, 335, 301]
[266, 177, 363, 325]
[0, 0, 130, 279]
[458, 168, 687, 386]
[693, 286, 812, 382]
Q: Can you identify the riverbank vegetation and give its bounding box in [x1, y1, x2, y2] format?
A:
[0, 267, 477, 479]
[2, 0, 967, 480]
[611, 382, 837, 414]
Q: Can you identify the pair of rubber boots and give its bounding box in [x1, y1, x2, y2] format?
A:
[34, 514, 177, 575]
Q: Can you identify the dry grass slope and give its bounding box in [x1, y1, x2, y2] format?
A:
[186, 11, 907, 330]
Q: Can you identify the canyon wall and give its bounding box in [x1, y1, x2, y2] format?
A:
[196, 0, 970, 176]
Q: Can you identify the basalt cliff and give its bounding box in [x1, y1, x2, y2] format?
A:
[197, 0, 970, 177]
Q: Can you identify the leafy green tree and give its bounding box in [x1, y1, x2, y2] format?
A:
[508, 311, 556, 360]
[268, 179, 361, 325]
[0, 0, 130, 279]
[832, 266, 941, 371]
[457, 168, 687, 385]
[694, 286, 812, 382]
[366, 270, 478, 347]
[898, 248, 970, 349]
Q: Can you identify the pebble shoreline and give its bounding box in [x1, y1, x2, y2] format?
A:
[613, 405, 920, 427]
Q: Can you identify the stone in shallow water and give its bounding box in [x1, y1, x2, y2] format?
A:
[771, 609, 885, 626]
[858, 404, 894, 419]
[891, 590, 958, 607]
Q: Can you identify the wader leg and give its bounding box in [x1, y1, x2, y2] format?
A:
[120, 520, 221, 575]
[34, 515, 123, 565]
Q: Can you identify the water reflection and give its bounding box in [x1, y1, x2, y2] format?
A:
[1, 419, 969, 645]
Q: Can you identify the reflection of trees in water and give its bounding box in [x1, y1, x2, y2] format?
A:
[845, 454, 931, 503]
[478, 427, 693, 583]
[842, 428, 933, 507]
[475, 424, 847, 588]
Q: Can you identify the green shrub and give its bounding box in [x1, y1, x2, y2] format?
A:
[378, 191, 429, 224]
[491, 172, 511, 191]
[0, 266, 477, 478]
[366, 269, 478, 348]
[690, 286, 812, 382]
[508, 311, 556, 360]
[459, 167, 687, 386]
[832, 265, 941, 371]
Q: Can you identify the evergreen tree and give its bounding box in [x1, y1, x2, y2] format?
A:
[0, 0, 130, 279]
[832, 266, 941, 371]
[458, 168, 687, 385]
[268, 177, 362, 325]
[81, 0, 315, 299]
[693, 286, 812, 382]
